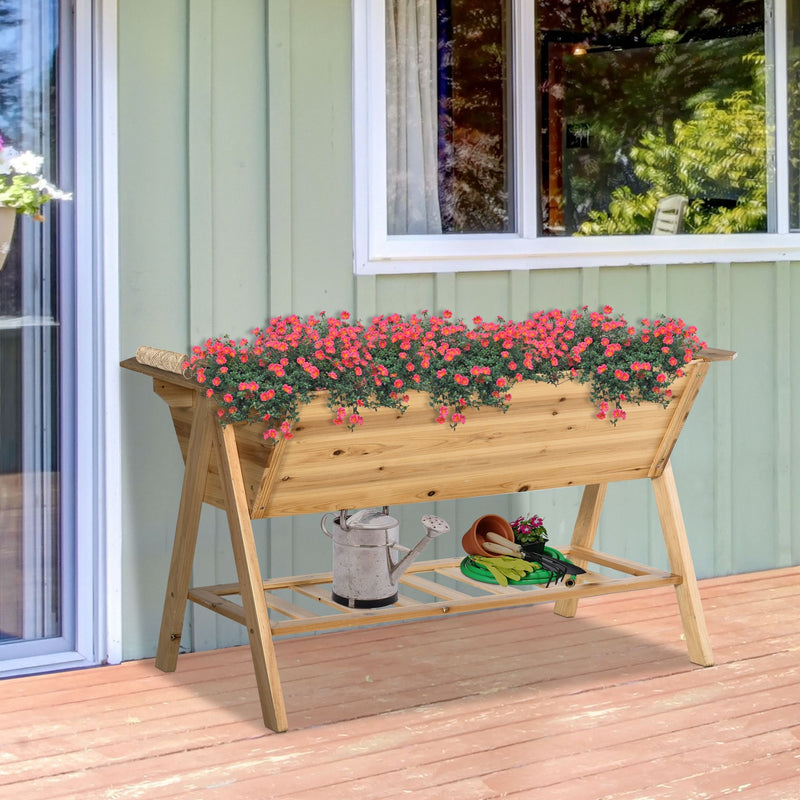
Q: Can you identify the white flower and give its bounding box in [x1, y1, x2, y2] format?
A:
[0, 140, 71, 216]
[34, 177, 72, 201]
[0, 146, 19, 175]
[10, 150, 44, 175]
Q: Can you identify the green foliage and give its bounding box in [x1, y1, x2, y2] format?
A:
[550, 0, 765, 233]
[578, 64, 767, 235]
[790, 54, 800, 228]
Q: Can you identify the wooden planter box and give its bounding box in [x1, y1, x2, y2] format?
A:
[122, 348, 734, 733]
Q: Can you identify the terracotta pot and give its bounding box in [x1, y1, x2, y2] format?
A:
[462, 514, 515, 557]
[0, 206, 16, 272]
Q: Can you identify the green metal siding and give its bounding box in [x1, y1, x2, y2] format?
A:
[117, 0, 796, 660]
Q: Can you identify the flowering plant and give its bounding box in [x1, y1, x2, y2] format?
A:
[0, 134, 72, 219]
[511, 515, 548, 545]
[183, 306, 706, 441]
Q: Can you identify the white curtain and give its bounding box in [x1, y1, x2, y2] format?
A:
[386, 0, 443, 234]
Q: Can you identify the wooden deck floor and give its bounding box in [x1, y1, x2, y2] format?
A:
[1, 566, 799, 799]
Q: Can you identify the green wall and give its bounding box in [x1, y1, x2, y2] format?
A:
[117, 0, 798, 660]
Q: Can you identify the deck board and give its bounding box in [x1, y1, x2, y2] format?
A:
[1, 567, 798, 799]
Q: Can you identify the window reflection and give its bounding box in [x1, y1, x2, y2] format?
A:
[0, 0, 63, 646]
[537, 0, 767, 235]
[386, 0, 513, 234]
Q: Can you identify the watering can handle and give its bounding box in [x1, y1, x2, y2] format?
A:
[321, 511, 348, 538]
[322, 507, 391, 535]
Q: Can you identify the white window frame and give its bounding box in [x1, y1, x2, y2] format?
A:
[353, 0, 799, 275]
[0, 0, 120, 678]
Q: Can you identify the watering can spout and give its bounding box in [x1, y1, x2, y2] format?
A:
[390, 515, 450, 581]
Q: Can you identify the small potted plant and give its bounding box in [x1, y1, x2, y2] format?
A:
[511, 514, 549, 555]
[0, 133, 72, 270]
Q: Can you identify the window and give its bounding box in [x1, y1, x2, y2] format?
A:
[353, 0, 800, 273]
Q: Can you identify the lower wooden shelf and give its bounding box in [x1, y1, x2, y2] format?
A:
[188, 548, 681, 638]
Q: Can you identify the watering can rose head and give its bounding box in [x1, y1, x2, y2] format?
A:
[0, 134, 72, 220]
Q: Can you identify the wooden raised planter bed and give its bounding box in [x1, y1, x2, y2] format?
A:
[122, 347, 734, 732]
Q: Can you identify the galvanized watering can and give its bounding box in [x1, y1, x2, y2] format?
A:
[321, 507, 450, 608]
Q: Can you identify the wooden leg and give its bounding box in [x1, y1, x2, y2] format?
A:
[554, 483, 607, 619]
[155, 397, 215, 673]
[213, 420, 289, 733]
[652, 460, 714, 667]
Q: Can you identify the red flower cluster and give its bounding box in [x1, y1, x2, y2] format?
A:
[183, 307, 706, 439]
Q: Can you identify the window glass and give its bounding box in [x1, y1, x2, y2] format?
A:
[537, 0, 767, 236]
[0, 1, 65, 647]
[383, 0, 774, 239]
[386, 0, 513, 234]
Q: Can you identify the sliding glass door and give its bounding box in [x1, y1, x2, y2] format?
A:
[0, 1, 73, 660]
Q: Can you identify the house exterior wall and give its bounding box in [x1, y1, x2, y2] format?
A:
[116, 0, 798, 660]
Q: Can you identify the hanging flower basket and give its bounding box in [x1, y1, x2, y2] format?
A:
[0, 133, 72, 272]
[0, 206, 15, 272]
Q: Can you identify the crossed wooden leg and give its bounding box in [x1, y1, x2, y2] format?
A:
[652, 461, 714, 666]
[553, 471, 713, 668]
[553, 482, 606, 619]
[155, 397, 215, 673]
[154, 397, 288, 732]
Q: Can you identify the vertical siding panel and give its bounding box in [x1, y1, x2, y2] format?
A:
[595, 266, 651, 567]
[661, 263, 718, 578]
[713, 261, 734, 576]
[188, 0, 215, 343]
[648, 263, 667, 313]
[119, 0, 193, 661]
[528, 267, 582, 308]
[644, 263, 667, 568]
[185, 0, 219, 654]
[210, 1, 270, 334]
[435, 272, 457, 312]
[355, 274, 378, 318]
[266, 0, 297, 584]
[267, 0, 294, 317]
[288, 0, 353, 313]
[730, 263, 777, 573]
[455, 272, 512, 318]
[376, 274, 436, 311]
[190, 0, 275, 652]
[774, 261, 792, 565]
[509, 270, 531, 320]
[580, 264, 600, 309]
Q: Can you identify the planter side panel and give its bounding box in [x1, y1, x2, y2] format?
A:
[254, 374, 691, 517]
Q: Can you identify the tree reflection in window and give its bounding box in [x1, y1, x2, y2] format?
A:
[537, 0, 767, 235]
